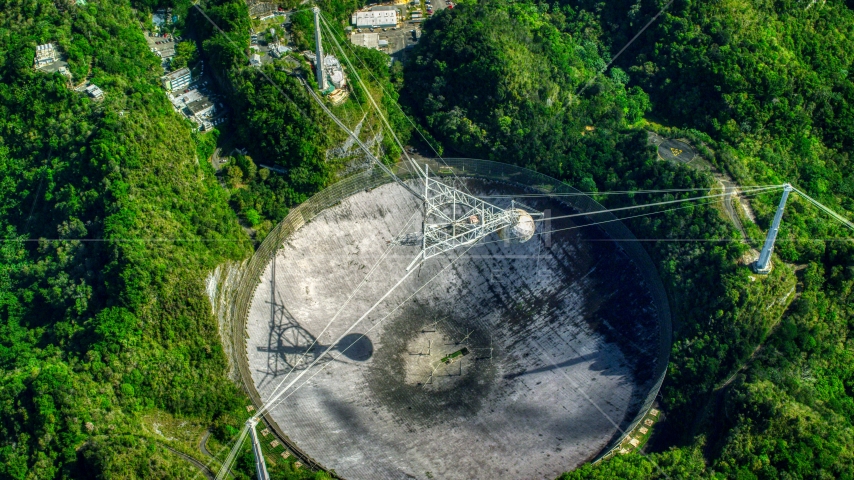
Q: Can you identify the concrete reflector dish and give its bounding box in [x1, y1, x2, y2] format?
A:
[242, 160, 670, 480]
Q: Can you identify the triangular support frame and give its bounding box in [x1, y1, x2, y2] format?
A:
[406, 165, 542, 270]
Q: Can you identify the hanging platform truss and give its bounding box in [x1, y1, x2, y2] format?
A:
[406, 166, 542, 270]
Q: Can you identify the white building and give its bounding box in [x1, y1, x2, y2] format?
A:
[269, 44, 291, 58]
[84, 84, 104, 99]
[350, 32, 379, 50]
[351, 10, 397, 28]
[324, 55, 346, 89]
[250, 54, 262, 67]
[161, 67, 191, 91]
[303, 52, 347, 91]
[34, 43, 57, 68]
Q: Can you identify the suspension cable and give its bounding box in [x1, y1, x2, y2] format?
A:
[318, 12, 473, 194]
[256, 210, 419, 412]
[301, 77, 424, 199]
[481, 184, 784, 198]
[477, 187, 772, 247]
[534, 185, 783, 223]
[215, 264, 420, 477]
[792, 187, 854, 232]
[192, 4, 422, 202]
[317, 15, 423, 180]
[215, 426, 250, 480]
[262, 242, 477, 414]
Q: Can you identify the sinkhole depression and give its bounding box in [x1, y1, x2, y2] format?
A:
[241, 159, 671, 480]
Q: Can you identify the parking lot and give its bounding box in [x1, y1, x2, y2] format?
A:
[375, 26, 420, 56]
[426, 0, 449, 14]
[373, 0, 451, 57]
[166, 75, 228, 130]
[146, 33, 176, 69]
[38, 58, 68, 75]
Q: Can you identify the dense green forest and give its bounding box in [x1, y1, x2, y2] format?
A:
[2, 0, 853, 478]
[406, 1, 854, 478]
[182, 0, 409, 238]
[0, 0, 328, 477]
[0, 0, 260, 477]
[0, 0, 400, 477]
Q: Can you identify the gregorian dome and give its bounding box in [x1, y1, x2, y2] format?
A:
[498, 208, 536, 243]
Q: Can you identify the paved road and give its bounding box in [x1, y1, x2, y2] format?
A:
[379, 27, 416, 56]
[647, 131, 753, 243]
[199, 430, 213, 458]
[196, 431, 238, 479]
[163, 445, 216, 480]
[717, 176, 747, 241]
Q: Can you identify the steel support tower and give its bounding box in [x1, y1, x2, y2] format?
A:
[754, 183, 793, 274]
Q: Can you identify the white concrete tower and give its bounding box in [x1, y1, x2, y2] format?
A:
[247, 418, 270, 480]
[754, 184, 793, 274]
[313, 7, 325, 90]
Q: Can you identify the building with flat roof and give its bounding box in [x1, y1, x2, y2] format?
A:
[84, 84, 104, 99]
[186, 98, 214, 118]
[350, 32, 379, 50]
[34, 43, 58, 68]
[351, 10, 397, 28]
[161, 67, 191, 91]
[250, 54, 262, 67]
[269, 44, 291, 58]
